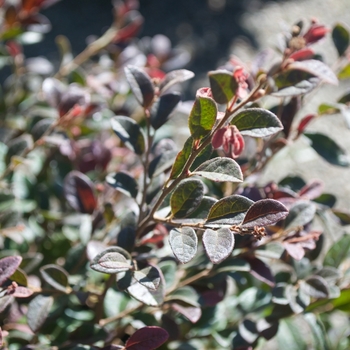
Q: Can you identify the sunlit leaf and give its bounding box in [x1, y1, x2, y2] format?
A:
[208, 70, 238, 104]
[27, 295, 54, 332]
[169, 227, 198, 264]
[167, 286, 200, 307]
[134, 266, 161, 291]
[285, 200, 316, 228]
[40, 264, 70, 293]
[159, 69, 194, 94]
[170, 136, 193, 179]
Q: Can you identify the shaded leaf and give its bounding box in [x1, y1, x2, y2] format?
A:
[324, 234, 350, 267]
[286, 284, 309, 314]
[5, 135, 32, 165]
[231, 108, 283, 137]
[242, 199, 288, 228]
[10, 268, 28, 286]
[117, 227, 136, 253]
[106, 172, 138, 198]
[148, 150, 177, 178]
[134, 266, 161, 291]
[208, 70, 238, 104]
[313, 193, 336, 208]
[170, 136, 193, 179]
[257, 319, 279, 341]
[188, 95, 217, 139]
[150, 92, 181, 129]
[215, 258, 250, 273]
[332, 23, 350, 57]
[125, 326, 169, 350]
[288, 60, 338, 85]
[206, 195, 254, 226]
[193, 157, 243, 182]
[247, 257, 275, 287]
[116, 270, 133, 291]
[285, 200, 316, 228]
[332, 210, 350, 225]
[202, 228, 235, 264]
[90, 247, 132, 274]
[238, 319, 259, 344]
[171, 303, 202, 323]
[64, 171, 97, 214]
[274, 69, 316, 90]
[301, 276, 329, 298]
[40, 264, 70, 293]
[190, 143, 213, 171]
[169, 227, 198, 264]
[31, 118, 54, 141]
[159, 69, 194, 94]
[0, 256, 22, 285]
[27, 295, 54, 332]
[170, 179, 204, 218]
[304, 132, 350, 167]
[111, 116, 145, 155]
[125, 65, 154, 108]
[272, 77, 318, 97]
[187, 196, 217, 220]
[167, 286, 200, 307]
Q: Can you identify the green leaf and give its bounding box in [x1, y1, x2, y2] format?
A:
[206, 195, 254, 226]
[202, 227, 234, 264]
[40, 264, 70, 293]
[187, 196, 217, 220]
[170, 179, 204, 218]
[301, 276, 329, 298]
[285, 200, 316, 228]
[332, 210, 350, 225]
[324, 234, 350, 267]
[313, 193, 336, 208]
[150, 92, 181, 129]
[332, 289, 350, 311]
[242, 199, 288, 228]
[337, 90, 350, 104]
[272, 283, 289, 305]
[27, 295, 54, 332]
[10, 268, 28, 286]
[208, 70, 238, 104]
[158, 260, 177, 290]
[124, 65, 155, 108]
[332, 23, 350, 57]
[231, 108, 283, 137]
[111, 116, 145, 155]
[285, 284, 309, 314]
[338, 63, 350, 80]
[90, 247, 132, 274]
[167, 286, 200, 307]
[272, 78, 318, 97]
[193, 157, 243, 182]
[317, 103, 340, 115]
[304, 313, 331, 350]
[159, 69, 195, 94]
[188, 96, 217, 139]
[190, 143, 213, 171]
[215, 258, 250, 273]
[148, 150, 177, 178]
[31, 118, 54, 141]
[106, 171, 138, 198]
[169, 227, 198, 264]
[5, 135, 32, 165]
[304, 132, 350, 167]
[134, 266, 161, 291]
[127, 269, 165, 306]
[288, 60, 338, 85]
[170, 136, 193, 179]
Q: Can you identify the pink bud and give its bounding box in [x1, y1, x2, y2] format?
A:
[303, 24, 329, 44]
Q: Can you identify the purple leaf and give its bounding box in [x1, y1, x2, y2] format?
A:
[125, 326, 169, 350]
[246, 257, 275, 287]
[242, 199, 288, 228]
[0, 256, 22, 286]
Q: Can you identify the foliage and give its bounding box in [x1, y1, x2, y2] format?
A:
[1, 1, 350, 349]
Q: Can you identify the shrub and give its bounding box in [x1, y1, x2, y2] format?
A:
[1, 1, 350, 349]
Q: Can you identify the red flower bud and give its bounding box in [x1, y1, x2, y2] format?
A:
[303, 24, 329, 44]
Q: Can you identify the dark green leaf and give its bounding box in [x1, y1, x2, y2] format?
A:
[170, 179, 204, 218]
[116, 270, 133, 291]
[301, 276, 329, 298]
[215, 258, 250, 273]
[159, 69, 195, 94]
[150, 92, 181, 129]
[0, 256, 22, 285]
[187, 196, 217, 220]
[324, 234, 350, 267]
[188, 96, 217, 139]
[27, 295, 54, 332]
[190, 143, 213, 171]
[124, 65, 154, 108]
[285, 200, 316, 228]
[206, 195, 254, 226]
[167, 286, 200, 307]
[313, 193, 336, 208]
[337, 89, 350, 104]
[338, 63, 350, 79]
[10, 268, 28, 286]
[272, 283, 289, 305]
[202, 227, 234, 264]
[20, 252, 43, 274]
[169, 227, 198, 264]
[304, 132, 350, 167]
[117, 227, 136, 253]
[208, 70, 238, 104]
[148, 150, 177, 178]
[279, 175, 306, 192]
[238, 319, 258, 344]
[106, 172, 138, 198]
[111, 116, 145, 155]
[40, 264, 70, 293]
[127, 268, 165, 306]
[193, 157, 243, 182]
[64, 171, 97, 214]
[5, 135, 32, 165]
[288, 60, 338, 85]
[170, 136, 193, 179]
[231, 108, 283, 137]
[332, 210, 350, 225]
[125, 326, 169, 350]
[134, 266, 161, 290]
[242, 199, 288, 228]
[31, 119, 53, 141]
[90, 247, 132, 274]
[332, 23, 350, 57]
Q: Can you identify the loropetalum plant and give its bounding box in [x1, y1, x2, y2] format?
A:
[2, 0, 350, 348]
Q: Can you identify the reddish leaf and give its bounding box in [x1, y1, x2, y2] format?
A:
[290, 48, 315, 61]
[299, 180, 324, 200]
[64, 171, 97, 214]
[241, 199, 288, 228]
[12, 286, 33, 298]
[283, 242, 305, 260]
[297, 114, 316, 134]
[125, 326, 169, 350]
[171, 303, 202, 323]
[0, 256, 22, 286]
